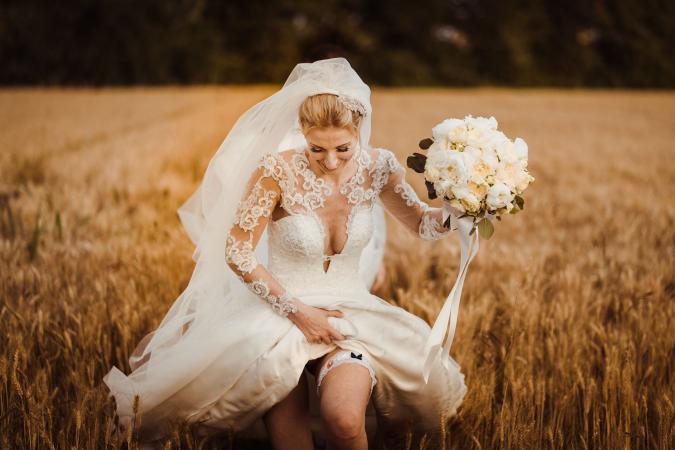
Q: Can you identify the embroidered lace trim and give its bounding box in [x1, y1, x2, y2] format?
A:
[239, 277, 298, 317]
[393, 179, 426, 208]
[233, 153, 288, 232]
[225, 152, 298, 318]
[225, 235, 258, 274]
[419, 212, 452, 241]
[376, 148, 455, 241]
[315, 350, 377, 396]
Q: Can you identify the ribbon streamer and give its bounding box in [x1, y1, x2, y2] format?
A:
[422, 209, 481, 383]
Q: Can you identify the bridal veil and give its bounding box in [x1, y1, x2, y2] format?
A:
[103, 58, 386, 430]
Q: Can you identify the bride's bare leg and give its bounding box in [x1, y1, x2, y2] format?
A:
[263, 371, 314, 450]
[317, 350, 372, 450]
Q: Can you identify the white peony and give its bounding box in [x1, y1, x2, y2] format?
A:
[495, 161, 519, 187]
[512, 137, 528, 164]
[426, 149, 470, 186]
[481, 147, 500, 171]
[495, 139, 520, 164]
[463, 145, 482, 161]
[465, 115, 498, 132]
[432, 119, 465, 149]
[451, 184, 482, 213]
[514, 171, 535, 194]
[467, 181, 488, 200]
[448, 198, 466, 214]
[459, 147, 489, 185]
[424, 165, 441, 182]
[432, 118, 465, 140]
[486, 182, 514, 210]
[495, 161, 533, 193]
[435, 179, 452, 197]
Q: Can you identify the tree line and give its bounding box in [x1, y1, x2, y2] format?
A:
[2, 0, 673, 87]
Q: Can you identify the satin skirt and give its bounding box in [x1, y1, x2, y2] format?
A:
[103, 286, 467, 442]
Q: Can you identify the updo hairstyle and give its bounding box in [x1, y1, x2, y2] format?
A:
[298, 93, 363, 137]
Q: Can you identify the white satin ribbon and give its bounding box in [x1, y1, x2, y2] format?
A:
[422, 205, 481, 383]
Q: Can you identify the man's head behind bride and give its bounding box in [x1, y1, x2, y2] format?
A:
[299, 93, 364, 176]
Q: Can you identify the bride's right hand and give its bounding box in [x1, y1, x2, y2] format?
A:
[287, 299, 346, 344]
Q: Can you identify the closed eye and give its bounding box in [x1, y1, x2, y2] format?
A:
[310, 146, 350, 152]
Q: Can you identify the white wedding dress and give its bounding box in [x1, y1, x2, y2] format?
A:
[104, 142, 467, 443]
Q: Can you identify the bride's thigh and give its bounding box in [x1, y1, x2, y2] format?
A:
[317, 354, 372, 428]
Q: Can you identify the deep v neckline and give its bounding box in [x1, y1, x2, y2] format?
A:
[289, 148, 370, 273]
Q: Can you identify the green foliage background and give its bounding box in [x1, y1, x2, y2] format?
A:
[2, 0, 674, 86]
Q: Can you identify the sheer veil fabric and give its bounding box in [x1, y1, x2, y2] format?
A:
[102, 58, 466, 443]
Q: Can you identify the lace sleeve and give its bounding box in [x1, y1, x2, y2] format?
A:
[225, 153, 298, 317]
[377, 149, 457, 240]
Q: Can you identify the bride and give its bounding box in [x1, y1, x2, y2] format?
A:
[103, 57, 467, 449]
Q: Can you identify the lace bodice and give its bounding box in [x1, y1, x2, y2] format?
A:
[225, 146, 456, 315]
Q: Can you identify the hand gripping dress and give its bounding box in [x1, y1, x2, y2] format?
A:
[103, 145, 467, 443]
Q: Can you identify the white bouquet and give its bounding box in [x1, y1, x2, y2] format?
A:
[407, 115, 534, 239]
[414, 115, 535, 383]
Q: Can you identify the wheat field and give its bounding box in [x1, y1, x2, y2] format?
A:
[0, 87, 673, 449]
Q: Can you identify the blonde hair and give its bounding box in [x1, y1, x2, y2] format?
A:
[298, 93, 363, 136]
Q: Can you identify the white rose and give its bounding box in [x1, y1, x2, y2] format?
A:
[463, 145, 482, 160]
[514, 170, 535, 194]
[461, 147, 492, 185]
[481, 147, 500, 171]
[447, 153, 470, 185]
[427, 150, 470, 185]
[427, 141, 442, 154]
[466, 128, 488, 148]
[451, 184, 481, 213]
[468, 181, 488, 200]
[425, 165, 440, 182]
[432, 119, 465, 141]
[512, 137, 528, 163]
[448, 126, 468, 146]
[495, 139, 519, 164]
[486, 182, 514, 210]
[435, 179, 452, 197]
[465, 115, 498, 132]
[449, 198, 466, 214]
[495, 161, 521, 187]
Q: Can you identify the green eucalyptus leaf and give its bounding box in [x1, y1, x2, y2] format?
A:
[515, 195, 524, 209]
[477, 217, 494, 239]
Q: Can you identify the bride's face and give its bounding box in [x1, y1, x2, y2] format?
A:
[304, 127, 358, 175]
